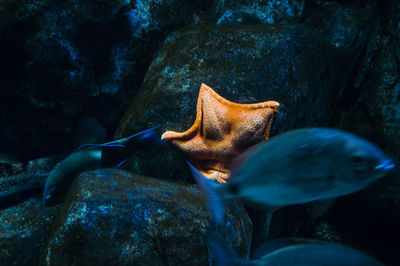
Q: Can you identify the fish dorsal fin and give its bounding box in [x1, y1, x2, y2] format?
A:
[106, 125, 161, 146]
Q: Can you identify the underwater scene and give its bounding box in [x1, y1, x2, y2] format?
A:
[0, 0, 399, 265]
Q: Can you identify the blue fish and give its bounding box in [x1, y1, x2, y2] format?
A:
[207, 232, 384, 265]
[187, 128, 394, 224]
[43, 126, 162, 204]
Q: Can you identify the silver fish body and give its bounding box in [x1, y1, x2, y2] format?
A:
[43, 149, 102, 202]
[187, 128, 394, 224]
[219, 128, 394, 207]
[208, 232, 383, 266]
[43, 126, 161, 203]
[253, 242, 383, 266]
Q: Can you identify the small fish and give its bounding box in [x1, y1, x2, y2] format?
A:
[43, 126, 162, 204]
[208, 232, 383, 265]
[0, 156, 57, 197]
[250, 237, 344, 259]
[187, 128, 394, 224]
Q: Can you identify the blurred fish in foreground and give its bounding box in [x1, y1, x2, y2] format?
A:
[43, 126, 162, 205]
[187, 128, 395, 224]
[207, 232, 383, 266]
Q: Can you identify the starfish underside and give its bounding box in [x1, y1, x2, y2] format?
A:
[162, 83, 279, 183]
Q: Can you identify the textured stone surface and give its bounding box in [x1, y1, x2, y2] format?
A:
[114, 23, 361, 181]
[42, 169, 252, 265]
[0, 0, 212, 160]
[0, 197, 60, 266]
[322, 3, 400, 265]
[0, 156, 58, 198]
[1, 0, 399, 264]
[212, 0, 305, 25]
[305, 1, 378, 98]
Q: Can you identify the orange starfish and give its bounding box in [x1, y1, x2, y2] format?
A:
[161, 83, 279, 183]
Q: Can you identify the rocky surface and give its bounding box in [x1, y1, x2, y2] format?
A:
[115, 0, 377, 180]
[115, 24, 339, 180]
[1, 0, 400, 265]
[0, 155, 58, 199]
[0, 153, 61, 265]
[211, 0, 305, 25]
[0, 0, 212, 160]
[0, 197, 60, 266]
[322, 2, 400, 265]
[42, 169, 252, 265]
[113, 4, 391, 261]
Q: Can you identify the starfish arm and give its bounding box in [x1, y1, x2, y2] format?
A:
[161, 85, 204, 141]
[161, 83, 279, 182]
[201, 83, 279, 110]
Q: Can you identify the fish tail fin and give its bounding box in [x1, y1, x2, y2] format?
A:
[71, 126, 162, 155]
[207, 231, 248, 266]
[104, 125, 164, 149]
[186, 160, 225, 225]
[123, 125, 163, 145]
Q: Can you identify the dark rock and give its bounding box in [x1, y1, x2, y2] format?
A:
[0, 197, 60, 266]
[304, 3, 400, 264]
[0, 155, 59, 200]
[326, 18, 400, 266]
[114, 23, 361, 181]
[305, 1, 379, 100]
[268, 205, 311, 240]
[265, 192, 399, 265]
[334, 36, 399, 161]
[310, 193, 400, 266]
[42, 169, 252, 265]
[211, 0, 305, 25]
[113, 2, 391, 264]
[0, 0, 213, 160]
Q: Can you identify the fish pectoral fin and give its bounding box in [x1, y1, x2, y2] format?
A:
[186, 160, 225, 225]
[112, 126, 163, 146]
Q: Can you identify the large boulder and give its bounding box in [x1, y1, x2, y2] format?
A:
[319, 3, 400, 265]
[257, 3, 399, 265]
[42, 169, 252, 265]
[113, 10, 377, 249]
[0, 197, 60, 266]
[114, 19, 373, 181]
[0, 0, 213, 160]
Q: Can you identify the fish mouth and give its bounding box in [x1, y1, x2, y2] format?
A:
[374, 159, 395, 172]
